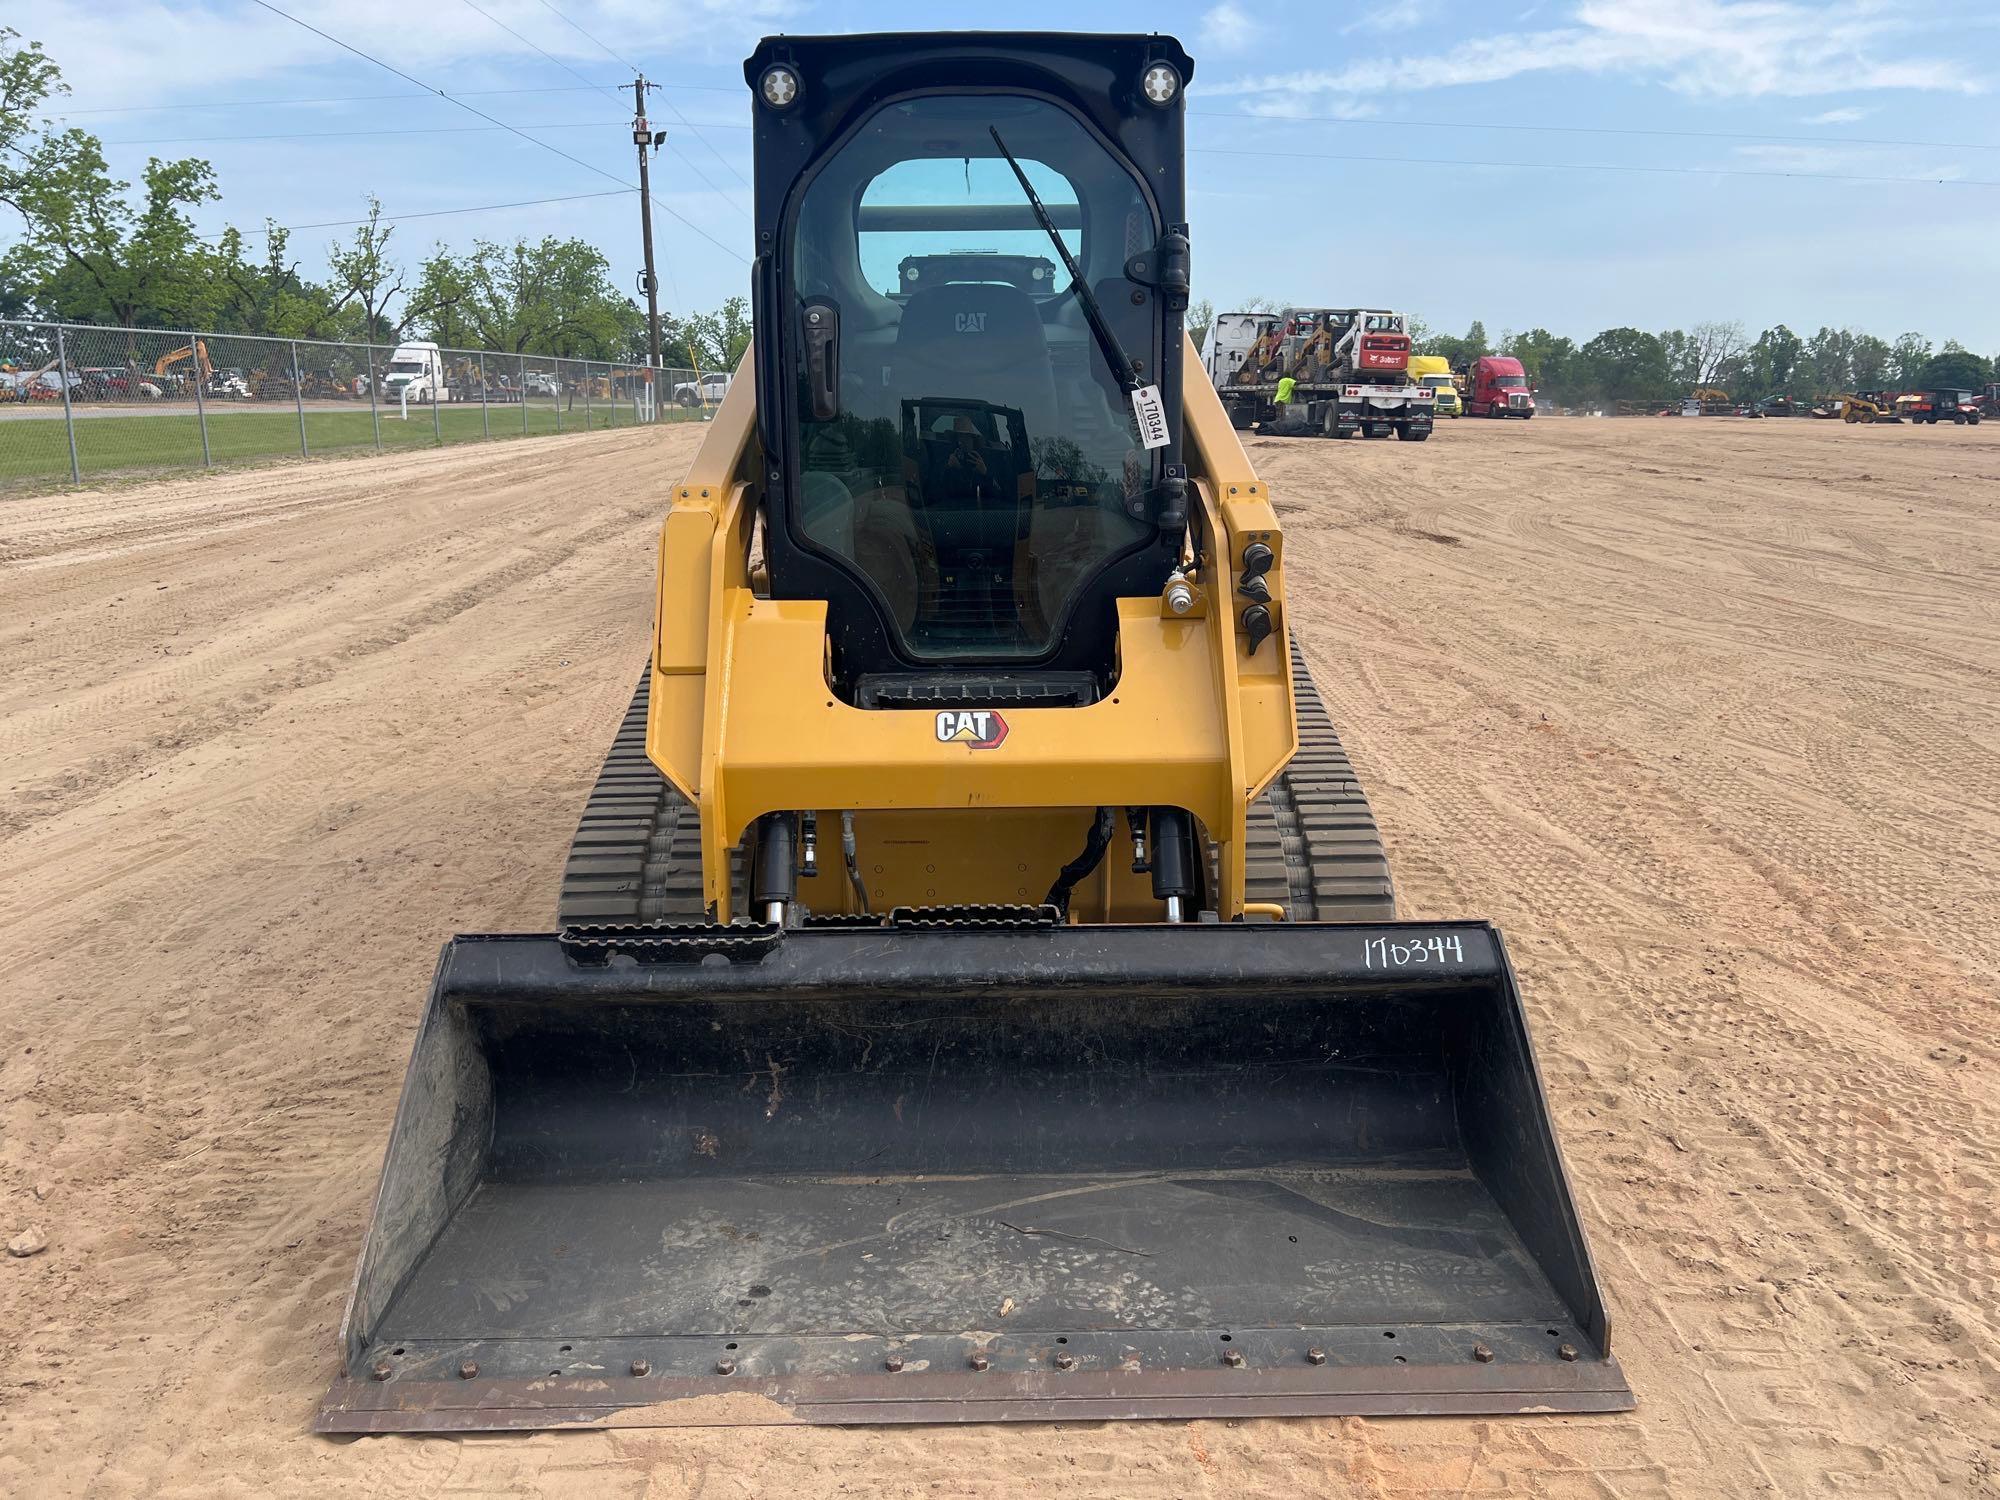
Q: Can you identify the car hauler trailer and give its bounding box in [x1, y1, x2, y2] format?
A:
[1207, 307, 1434, 440]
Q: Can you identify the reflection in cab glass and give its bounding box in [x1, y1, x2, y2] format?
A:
[791, 94, 1159, 661]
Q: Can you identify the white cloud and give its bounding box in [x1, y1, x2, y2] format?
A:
[1234, 96, 1381, 121]
[25, 0, 793, 112]
[1213, 0, 1988, 102]
[1803, 106, 1872, 124]
[1200, 2, 1261, 57]
[1342, 0, 1446, 36]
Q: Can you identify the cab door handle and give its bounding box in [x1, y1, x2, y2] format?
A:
[803, 299, 840, 420]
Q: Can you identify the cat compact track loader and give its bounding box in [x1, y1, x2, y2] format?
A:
[319, 31, 1630, 1432]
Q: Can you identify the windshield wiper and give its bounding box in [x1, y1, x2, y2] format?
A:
[988, 126, 1143, 396]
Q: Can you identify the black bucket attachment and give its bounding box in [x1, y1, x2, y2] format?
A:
[319, 920, 1630, 1430]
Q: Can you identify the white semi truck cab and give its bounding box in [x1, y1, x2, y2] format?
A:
[1202, 312, 1277, 389]
[382, 342, 449, 404]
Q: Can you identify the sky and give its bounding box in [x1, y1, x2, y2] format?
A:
[11, 0, 2000, 352]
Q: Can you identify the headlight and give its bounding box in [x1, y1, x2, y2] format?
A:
[759, 65, 801, 110]
[1140, 63, 1180, 106]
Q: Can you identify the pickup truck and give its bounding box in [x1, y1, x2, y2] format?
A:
[672, 371, 732, 408]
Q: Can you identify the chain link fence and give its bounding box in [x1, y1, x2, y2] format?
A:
[0, 319, 725, 492]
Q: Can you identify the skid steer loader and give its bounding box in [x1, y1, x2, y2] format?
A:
[319, 31, 1631, 1431]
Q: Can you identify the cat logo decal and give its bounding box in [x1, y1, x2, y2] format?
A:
[934, 710, 1008, 750]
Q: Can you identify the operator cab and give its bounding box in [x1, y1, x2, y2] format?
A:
[748, 34, 1193, 703]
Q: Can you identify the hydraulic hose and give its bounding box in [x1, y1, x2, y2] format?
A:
[841, 810, 869, 915]
[1044, 807, 1117, 917]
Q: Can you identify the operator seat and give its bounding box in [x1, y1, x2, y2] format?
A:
[885, 283, 1059, 639]
[890, 282, 1058, 482]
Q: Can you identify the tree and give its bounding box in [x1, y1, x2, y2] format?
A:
[3, 129, 219, 329]
[1801, 326, 1856, 397]
[1745, 325, 1803, 396]
[1687, 320, 1747, 390]
[1659, 328, 1697, 390]
[676, 296, 752, 370]
[1420, 320, 1492, 372]
[1187, 297, 1214, 351]
[1890, 332, 1932, 386]
[1580, 327, 1672, 404]
[0, 27, 61, 165]
[1504, 328, 1579, 402]
[1918, 341, 1990, 390]
[409, 245, 477, 346]
[2, 31, 223, 330]
[324, 198, 404, 341]
[406, 236, 640, 356]
[204, 222, 346, 338]
[1850, 333, 1892, 391]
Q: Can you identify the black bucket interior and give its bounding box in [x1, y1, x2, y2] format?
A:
[323, 923, 1628, 1429]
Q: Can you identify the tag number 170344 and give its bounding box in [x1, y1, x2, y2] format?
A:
[1363, 934, 1466, 969]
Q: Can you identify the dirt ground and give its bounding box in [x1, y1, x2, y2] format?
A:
[1, 416, 1994, 1497]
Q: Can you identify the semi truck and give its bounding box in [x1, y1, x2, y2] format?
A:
[1201, 311, 1279, 393]
[1207, 307, 1434, 440]
[381, 341, 449, 404]
[1407, 354, 1462, 417]
[1465, 354, 1534, 418]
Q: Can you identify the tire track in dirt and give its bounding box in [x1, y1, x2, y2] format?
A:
[3, 417, 1997, 1499]
[1274, 417, 1998, 1497]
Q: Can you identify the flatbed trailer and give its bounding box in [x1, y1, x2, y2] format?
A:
[1220, 378, 1436, 440]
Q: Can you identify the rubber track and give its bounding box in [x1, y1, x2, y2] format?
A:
[557, 677, 709, 924]
[1241, 637, 1397, 921]
[559, 641, 1394, 924]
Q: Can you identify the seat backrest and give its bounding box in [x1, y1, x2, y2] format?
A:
[889, 283, 1059, 442]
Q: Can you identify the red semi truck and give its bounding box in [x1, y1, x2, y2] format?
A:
[1466, 355, 1535, 418]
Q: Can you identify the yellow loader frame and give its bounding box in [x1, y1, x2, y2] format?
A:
[647, 339, 1297, 922]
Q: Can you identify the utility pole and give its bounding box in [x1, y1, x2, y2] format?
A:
[632, 77, 666, 410]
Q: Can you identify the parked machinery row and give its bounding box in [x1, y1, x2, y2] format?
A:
[1748, 388, 1986, 425]
[1203, 310, 1536, 440]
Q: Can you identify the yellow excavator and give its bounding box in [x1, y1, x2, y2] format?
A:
[320, 32, 1629, 1432]
[154, 339, 212, 383]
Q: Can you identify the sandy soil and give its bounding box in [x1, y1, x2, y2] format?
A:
[1, 418, 1994, 1497]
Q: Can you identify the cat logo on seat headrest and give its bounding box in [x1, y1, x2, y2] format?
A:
[934, 709, 1008, 750]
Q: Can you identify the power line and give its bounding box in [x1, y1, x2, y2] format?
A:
[107, 121, 628, 147]
[528, 0, 751, 192]
[654, 94, 752, 189]
[241, 0, 746, 262]
[441, 0, 688, 303]
[1190, 144, 1999, 189]
[531, 0, 640, 73]
[54, 82, 737, 115]
[200, 188, 631, 240]
[97, 119, 751, 148]
[456, 0, 604, 90]
[1190, 106, 1996, 154]
[451, 0, 748, 219]
[0, 138, 632, 242]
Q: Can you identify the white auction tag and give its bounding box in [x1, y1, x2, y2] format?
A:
[1130, 384, 1171, 450]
